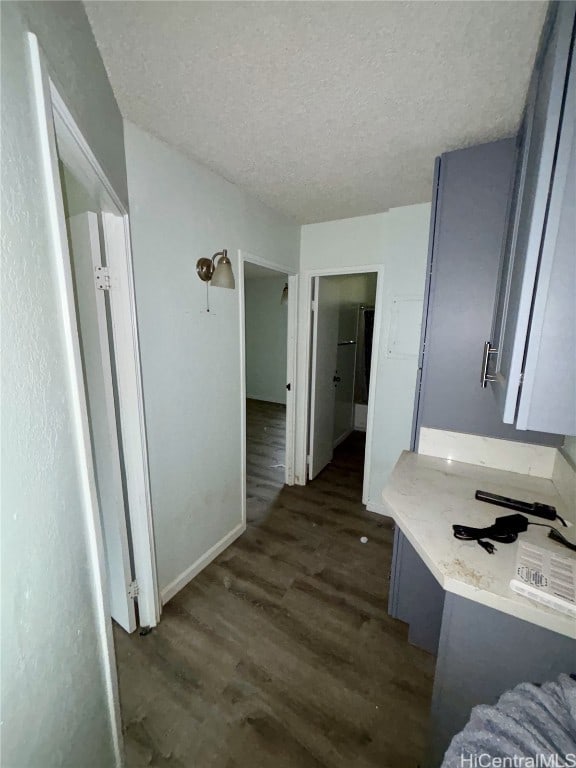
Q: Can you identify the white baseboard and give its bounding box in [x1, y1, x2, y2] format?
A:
[160, 522, 245, 605]
[246, 394, 286, 406]
[333, 428, 353, 449]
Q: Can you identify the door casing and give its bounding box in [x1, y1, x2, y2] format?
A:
[295, 265, 385, 505]
[28, 31, 159, 644]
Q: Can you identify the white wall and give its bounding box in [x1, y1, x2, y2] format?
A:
[1, 2, 124, 765]
[322, 273, 378, 311]
[245, 275, 288, 404]
[297, 205, 431, 511]
[124, 121, 300, 599]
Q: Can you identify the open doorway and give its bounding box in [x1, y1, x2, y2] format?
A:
[243, 263, 289, 522]
[239, 252, 298, 528]
[307, 270, 381, 504]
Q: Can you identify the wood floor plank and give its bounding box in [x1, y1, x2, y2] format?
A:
[115, 399, 435, 767]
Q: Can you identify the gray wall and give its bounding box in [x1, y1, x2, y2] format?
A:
[245, 274, 289, 404]
[1, 2, 126, 765]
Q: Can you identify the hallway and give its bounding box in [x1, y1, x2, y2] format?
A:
[114, 402, 435, 767]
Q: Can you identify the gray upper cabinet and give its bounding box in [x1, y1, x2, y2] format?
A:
[412, 139, 561, 447]
[488, 2, 576, 435]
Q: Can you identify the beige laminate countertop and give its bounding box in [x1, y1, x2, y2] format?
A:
[382, 451, 576, 640]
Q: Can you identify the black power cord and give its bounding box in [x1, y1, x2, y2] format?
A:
[548, 527, 576, 552]
[453, 513, 529, 554]
[452, 513, 570, 555]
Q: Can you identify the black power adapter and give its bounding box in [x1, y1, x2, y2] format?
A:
[453, 513, 530, 554]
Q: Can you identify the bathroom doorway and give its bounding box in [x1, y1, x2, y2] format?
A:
[300, 267, 383, 505]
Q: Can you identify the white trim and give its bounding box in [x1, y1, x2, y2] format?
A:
[285, 274, 299, 485]
[28, 33, 123, 766]
[295, 265, 384, 507]
[362, 269, 385, 506]
[50, 82, 126, 215]
[294, 271, 314, 484]
[307, 276, 320, 480]
[238, 250, 298, 491]
[238, 255, 248, 530]
[240, 250, 296, 276]
[161, 523, 245, 605]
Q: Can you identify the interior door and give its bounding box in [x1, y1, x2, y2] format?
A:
[308, 276, 339, 479]
[68, 212, 136, 632]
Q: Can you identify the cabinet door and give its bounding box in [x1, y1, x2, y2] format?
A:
[516, 49, 576, 435]
[414, 140, 560, 446]
[490, 3, 575, 423]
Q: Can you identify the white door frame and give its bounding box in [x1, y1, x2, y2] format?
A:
[28, 32, 160, 758]
[295, 265, 385, 505]
[238, 250, 298, 524]
[28, 32, 122, 767]
[49, 72, 160, 632]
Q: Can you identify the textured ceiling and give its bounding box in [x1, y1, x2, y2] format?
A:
[85, 1, 547, 224]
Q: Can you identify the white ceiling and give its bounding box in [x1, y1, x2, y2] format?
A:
[85, 1, 547, 224]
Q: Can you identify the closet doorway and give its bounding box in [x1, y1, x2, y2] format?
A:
[304, 268, 383, 505]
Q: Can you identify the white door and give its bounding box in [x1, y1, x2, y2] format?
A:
[68, 212, 136, 632]
[309, 276, 340, 479]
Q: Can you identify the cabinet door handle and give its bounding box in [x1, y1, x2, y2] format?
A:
[480, 341, 498, 388]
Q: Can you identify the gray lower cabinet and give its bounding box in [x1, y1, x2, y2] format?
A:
[488, 2, 576, 436]
[388, 526, 576, 768]
[428, 595, 576, 768]
[411, 139, 561, 448]
[388, 528, 445, 655]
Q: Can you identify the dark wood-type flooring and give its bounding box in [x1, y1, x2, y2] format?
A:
[114, 399, 435, 767]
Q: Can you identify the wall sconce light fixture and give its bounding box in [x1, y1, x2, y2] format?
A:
[196, 249, 235, 289]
